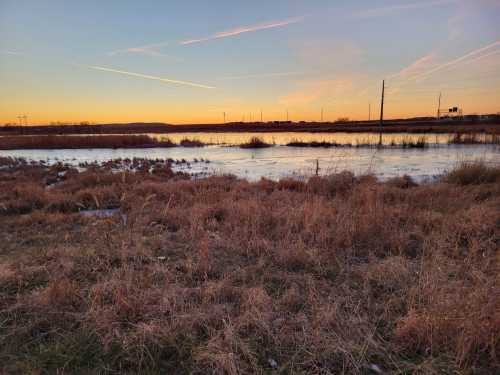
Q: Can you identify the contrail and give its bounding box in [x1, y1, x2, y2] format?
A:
[108, 41, 171, 56]
[179, 17, 303, 45]
[457, 48, 500, 68]
[1, 50, 23, 55]
[217, 72, 303, 80]
[88, 66, 215, 89]
[355, 0, 456, 19]
[411, 40, 500, 81]
[108, 17, 304, 56]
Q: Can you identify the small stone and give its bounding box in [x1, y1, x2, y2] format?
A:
[369, 364, 383, 374]
[268, 358, 278, 369]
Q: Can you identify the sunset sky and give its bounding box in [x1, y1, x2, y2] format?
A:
[1, 0, 499, 125]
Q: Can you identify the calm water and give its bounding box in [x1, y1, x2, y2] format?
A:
[27, 131, 492, 146]
[92, 131, 496, 146]
[150, 132, 455, 146]
[1, 142, 498, 182]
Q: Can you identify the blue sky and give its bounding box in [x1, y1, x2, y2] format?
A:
[1, 0, 499, 124]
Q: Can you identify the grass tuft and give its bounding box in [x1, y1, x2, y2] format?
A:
[239, 137, 272, 149]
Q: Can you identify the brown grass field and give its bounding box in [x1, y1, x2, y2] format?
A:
[0, 157, 499, 374]
[0, 135, 175, 150]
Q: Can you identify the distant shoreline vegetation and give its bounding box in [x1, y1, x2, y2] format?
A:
[1, 117, 500, 137]
[0, 133, 498, 150]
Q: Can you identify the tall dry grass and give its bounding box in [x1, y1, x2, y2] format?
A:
[0, 159, 499, 374]
[0, 135, 175, 149]
[239, 137, 272, 149]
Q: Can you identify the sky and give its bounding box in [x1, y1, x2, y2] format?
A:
[0, 0, 499, 125]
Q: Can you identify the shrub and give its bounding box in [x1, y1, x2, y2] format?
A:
[444, 162, 500, 185]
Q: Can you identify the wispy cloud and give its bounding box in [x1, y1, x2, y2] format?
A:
[410, 40, 500, 81]
[88, 66, 215, 89]
[354, 0, 457, 19]
[217, 72, 303, 81]
[179, 17, 304, 45]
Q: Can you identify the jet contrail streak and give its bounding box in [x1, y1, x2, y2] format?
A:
[411, 40, 500, 81]
[458, 48, 500, 68]
[217, 72, 303, 80]
[89, 66, 215, 89]
[179, 17, 303, 45]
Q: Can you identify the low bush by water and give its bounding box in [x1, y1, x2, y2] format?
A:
[239, 136, 272, 148]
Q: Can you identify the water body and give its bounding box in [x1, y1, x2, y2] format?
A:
[150, 132, 456, 146]
[1, 143, 498, 182]
[43, 131, 490, 146]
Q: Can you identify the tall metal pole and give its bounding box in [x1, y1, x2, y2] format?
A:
[369, 103, 371, 121]
[286, 109, 289, 122]
[260, 109, 263, 122]
[380, 80, 385, 127]
[437, 92, 442, 120]
[379, 80, 385, 146]
[321, 107, 324, 122]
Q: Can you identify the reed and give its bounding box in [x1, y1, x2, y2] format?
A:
[179, 138, 206, 147]
[239, 136, 272, 148]
[0, 135, 175, 150]
[448, 132, 500, 145]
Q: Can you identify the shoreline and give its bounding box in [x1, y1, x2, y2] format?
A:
[1, 120, 500, 136]
[1, 133, 499, 150]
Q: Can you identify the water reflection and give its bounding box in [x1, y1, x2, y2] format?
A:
[1, 144, 498, 182]
[149, 132, 457, 146]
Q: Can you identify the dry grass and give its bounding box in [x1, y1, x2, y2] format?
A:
[0, 135, 175, 149]
[239, 137, 272, 149]
[444, 161, 500, 185]
[0, 159, 499, 374]
[179, 138, 206, 147]
[449, 133, 500, 145]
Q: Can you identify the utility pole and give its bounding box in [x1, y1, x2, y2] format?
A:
[286, 109, 289, 122]
[17, 115, 23, 126]
[24, 115, 28, 126]
[321, 107, 324, 122]
[380, 80, 385, 127]
[223, 112, 226, 124]
[369, 103, 371, 121]
[437, 92, 442, 120]
[260, 109, 263, 123]
[379, 80, 385, 146]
